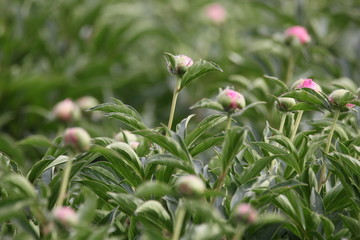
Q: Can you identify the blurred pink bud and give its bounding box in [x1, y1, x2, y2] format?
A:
[176, 175, 205, 198]
[76, 96, 99, 111]
[217, 89, 246, 112]
[285, 26, 311, 44]
[292, 79, 322, 92]
[233, 203, 258, 224]
[129, 141, 139, 150]
[53, 207, 78, 225]
[53, 98, 81, 122]
[64, 127, 91, 151]
[205, 3, 226, 24]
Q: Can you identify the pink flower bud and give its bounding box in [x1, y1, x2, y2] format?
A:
[217, 89, 246, 112]
[76, 96, 99, 111]
[176, 175, 205, 198]
[53, 207, 78, 226]
[205, 3, 227, 24]
[129, 141, 140, 150]
[64, 127, 91, 151]
[233, 203, 258, 224]
[168, 55, 193, 77]
[53, 98, 81, 122]
[292, 79, 322, 92]
[284, 26, 311, 44]
[328, 89, 356, 112]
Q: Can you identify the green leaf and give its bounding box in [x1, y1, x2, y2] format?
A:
[17, 135, 54, 148]
[135, 200, 172, 231]
[341, 215, 360, 239]
[2, 174, 36, 198]
[252, 142, 301, 173]
[180, 59, 222, 90]
[163, 52, 176, 71]
[176, 114, 195, 139]
[238, 155, 279, 184]
[320, 215, 335, 239]
[27, 155, 69, 183]
[135, 181, 173, 199]
[189, 136, 224, 157]
[324, 184, 350, 213]
[185, 114, 226, 146]
[145, 154, 195, 174]
[263, 75, 289, 91]
[221, 127, 247, 170]
[189, 98, 224, 112]
[91, 145, 143, 187]
[289, 102, 322, 112]
[108, 192, 143, 216]
[135, 129, 191, 162]
[106, 112, 147, 130]
[0, 198, 34, 222]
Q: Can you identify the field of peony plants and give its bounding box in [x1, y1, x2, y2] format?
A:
[1, 0, 360, 239]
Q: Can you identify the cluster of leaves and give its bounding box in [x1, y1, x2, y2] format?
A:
[1, 52, 360, 240]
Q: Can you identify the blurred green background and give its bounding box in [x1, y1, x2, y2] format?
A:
[1, 0, 360, 168]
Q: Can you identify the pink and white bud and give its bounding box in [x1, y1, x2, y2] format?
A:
[129, 141, 140, 150]
[114, 130, 137, 143]
[217, 89, 246, 112]
[284, 26, 311, 44]
[53, 98, 81, 122]
[291, 79, 322, 92]
[328, 89, 356, 112]
[168, 55, 193, 77]
[53, 207, 78, 226]
[205, 3, 227, 24]
[233, 203, 258, 224]
[176, 175, 205, 198]
[64, 127, 91, 152]
[76, 96, 99, 111]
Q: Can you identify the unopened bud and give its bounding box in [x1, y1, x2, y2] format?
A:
[217, 89, 246, 112]
[53, 98, 81, 122]
[284, 26, 311, 45]
[168, 55, 193, 77]
[275, 97, 296, 112]
[205, 3, 227, 24]
[176, 175, 205, 198]
[64, 127, 91, 151]
[233, 203, 258, 224]
[291, 79, 322, 92]
[328, 89, 356, 112]
[115, 130, 137, 143]
[76, 96, 99, 111]
[53, 207, 78, 226]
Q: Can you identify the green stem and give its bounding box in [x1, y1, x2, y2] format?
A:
[55, 156, 74, 207]
[210, 165, 230, 204]
[226, 114, 232, 131]
[232, 225, 245, 240]
[318, 110, 340, 191]
[172, 205, 186, 240]
[278, 113, 287, 134]
[167, 79, 181, 131]
[285, 50, 295, 86]
[290, 111, 303, 141]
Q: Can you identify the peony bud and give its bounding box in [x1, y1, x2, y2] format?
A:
[176, 175, 205, 198]
[114, 130, 137, 143]
[284, 26, 311, 45]
[64, 127, 91, 152]
[328, 89, 356, 112]
[233, 203, 258, 224]
[275, 97, 296, 112]
[205, 3, 227, 24]
[76, 96, 99, 111]
[168, 55, 193, 77]
[217, 89, 246, 112]
[129, 141, 140, 150]
[53, 98, 81, 122]
[291, 78, 322, 92]
[53, 207, 78, 226]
